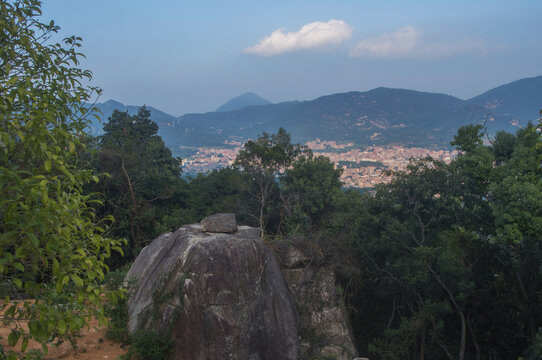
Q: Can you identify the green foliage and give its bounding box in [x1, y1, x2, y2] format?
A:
[0, 0, 123, 353]
[92, 107, 188, 266]
[346, 121, 542, 360]
[283, 154, 343, 231]
[103, 266, 132, 344]
[122, 330, 173, 360]
[235, 127, 308, 172]
[104, 297, 130, 345]
[234, 128, 310, 235]
[185, 167, 251, 223]
[450, 124, 484, 152]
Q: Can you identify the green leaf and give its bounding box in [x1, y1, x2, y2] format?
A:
[71, 274, 83, 288]
[7, 330, 20, 346]
[12, 262, 24, 272]
[21, 336, 28, 352]
[58, 319, 67, 335]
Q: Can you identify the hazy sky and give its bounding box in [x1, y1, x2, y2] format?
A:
[42, 0, 542, 116]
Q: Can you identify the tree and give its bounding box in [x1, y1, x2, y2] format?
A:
[185, 167, 251, 223]
[490, 123, 542, 347]
[283, 154, 343, 232]
[0, 0, 124, 356]
[234, 128, 308, 235]
[450, 124, 484, 153]
[93, 107, 186, 264]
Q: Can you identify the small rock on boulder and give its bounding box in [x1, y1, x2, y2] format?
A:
[201, 213, 238, 233]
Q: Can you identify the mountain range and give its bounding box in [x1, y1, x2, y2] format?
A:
[87, 76, 542, 156]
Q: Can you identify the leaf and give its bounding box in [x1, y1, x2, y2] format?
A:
[71, 274, 83, 288]
[58, 319, 67, 335]
[42, 343, 49, 356]
[7, 331, 20, 346]
[12, 262, 24, 272]
[28, 232, 39, 247]
[21, 336, 28, 352]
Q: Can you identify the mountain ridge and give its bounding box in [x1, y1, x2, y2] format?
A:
[86, 76, 541, 156]
[467, 75, 542, 122]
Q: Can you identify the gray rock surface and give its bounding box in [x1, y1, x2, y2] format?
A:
[277, 244, 359, 360]
[125, 221, 298, 360]
[201, 213, 238, 233]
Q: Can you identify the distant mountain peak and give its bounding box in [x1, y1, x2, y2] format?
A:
[102, 99, 125, 108]
[216, 92, 271, 112]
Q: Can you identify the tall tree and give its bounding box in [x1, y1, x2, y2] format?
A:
[94, 107, 186, 263]
[234, 128, 308, 235]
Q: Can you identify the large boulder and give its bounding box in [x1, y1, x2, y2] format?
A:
[125, 220, 299, 360]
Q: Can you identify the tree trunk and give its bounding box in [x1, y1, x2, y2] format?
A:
[516, 254, 536, 343]
[426, 263, 466, 360]
[467, 314, 481, 360]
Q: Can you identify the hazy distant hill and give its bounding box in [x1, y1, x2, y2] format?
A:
[172, 87, 517, 153]
[468, 76, 542, 122]
[216, 92, 272, 112]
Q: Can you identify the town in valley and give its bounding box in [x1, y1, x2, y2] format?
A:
[182, 139, 456, 189]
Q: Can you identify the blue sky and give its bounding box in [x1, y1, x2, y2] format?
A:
[42, 0, 542, 116]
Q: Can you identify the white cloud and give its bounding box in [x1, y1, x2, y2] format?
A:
[244, 19, 353, 57]
[350, 26, 419, 58]
[349, 26, 487, 59]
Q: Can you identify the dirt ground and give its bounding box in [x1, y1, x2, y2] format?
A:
[1, 305, 126, 360]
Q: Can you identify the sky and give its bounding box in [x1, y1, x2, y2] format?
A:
[42, 0, 542, 116]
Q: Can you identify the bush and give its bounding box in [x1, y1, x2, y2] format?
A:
[103, 265, 132, 344]
[122, 330, 173, 360]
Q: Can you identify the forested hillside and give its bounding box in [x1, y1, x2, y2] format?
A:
[468, 76, 542, 122]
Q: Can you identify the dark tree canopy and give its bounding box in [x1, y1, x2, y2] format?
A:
[93, 107, 186, 264]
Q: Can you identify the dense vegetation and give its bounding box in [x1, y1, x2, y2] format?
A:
[348, 123, 542, 360]
[2, 1, 542, 359]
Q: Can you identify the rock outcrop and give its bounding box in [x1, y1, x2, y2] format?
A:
[277, 244, 359, 360]
[125, 215, 299, 360]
